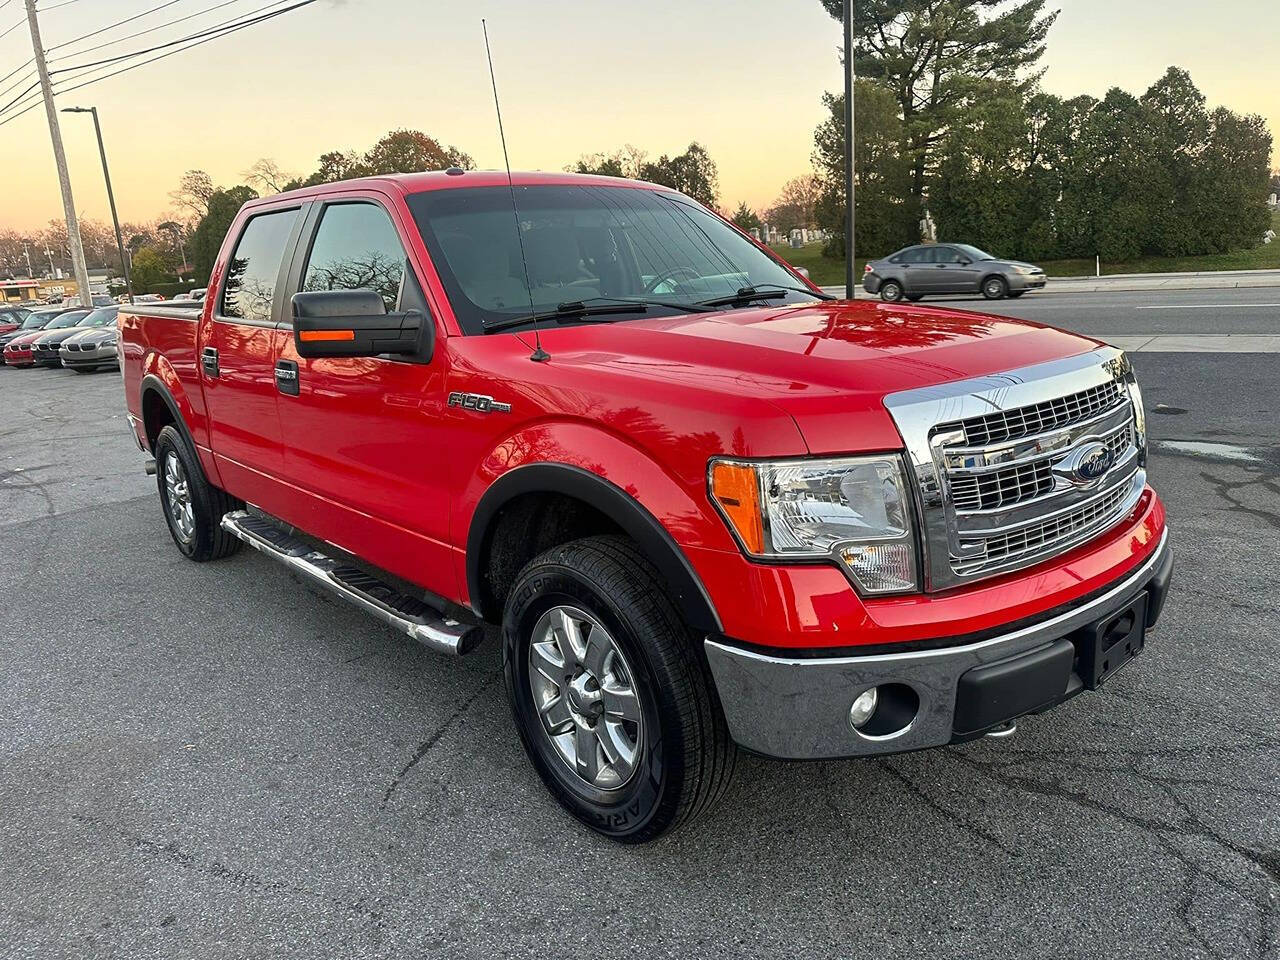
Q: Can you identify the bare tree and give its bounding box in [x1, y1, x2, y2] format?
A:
[168, 170, 215, 222]
[242, 158, 294, 194]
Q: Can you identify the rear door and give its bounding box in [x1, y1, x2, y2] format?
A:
[896, 246, 933, 292]
[272, 194, 456, 598]
[202, 204, 307, 506]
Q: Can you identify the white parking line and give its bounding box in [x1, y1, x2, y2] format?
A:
[1135, 303, 1280, 310]
[1097, 335, 1280, 352]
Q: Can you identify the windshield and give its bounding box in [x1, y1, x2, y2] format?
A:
[21, 312, 56, 329]
[48, 310, 90, 329]
[80, 307, 118, 327]
[406, 185, 811, 334]
[953, 243, 996, 261]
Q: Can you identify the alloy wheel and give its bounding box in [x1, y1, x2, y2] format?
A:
[163, 451, 195, 543]
[527, 605, 643, 790]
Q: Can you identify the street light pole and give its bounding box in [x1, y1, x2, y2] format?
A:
[843, 0, 856, 299]
[63, 106, 133, 303]
[24, 0, 94, 308]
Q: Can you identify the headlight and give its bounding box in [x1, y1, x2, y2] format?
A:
[1116, 353, 1146, 466]
[709, 455, 920, 595]
[1013, 265, 1039, 275]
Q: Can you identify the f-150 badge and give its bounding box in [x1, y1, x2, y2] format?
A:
[447, 392, 511, 414]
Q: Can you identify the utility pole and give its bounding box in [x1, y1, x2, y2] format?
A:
[843, 0, 856, 300]
[64, 107, 132, 302]
[22, 242, 34, 278]
[25, 0, 93, 307]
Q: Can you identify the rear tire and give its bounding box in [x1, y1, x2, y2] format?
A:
[154, 424, 243, 562]
[503, 535, 736, 843]
[879, 280, 905, 302]
[982, 276, 1008, 300]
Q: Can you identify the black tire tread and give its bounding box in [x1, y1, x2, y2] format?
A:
[154, 424, 243, 562]
[507, 535, 736, 841]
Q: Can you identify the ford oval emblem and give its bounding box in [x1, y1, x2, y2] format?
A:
[1054, 441, 1115, 486]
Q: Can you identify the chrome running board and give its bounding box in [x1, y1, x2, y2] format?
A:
[219, 510, 483, 656]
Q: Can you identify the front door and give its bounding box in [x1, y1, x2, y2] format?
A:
[928, 246, 982, 294]
[201, 205, 305, 507]
[272, 196, 456, 599]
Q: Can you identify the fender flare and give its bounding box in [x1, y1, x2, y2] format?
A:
[466, 463, 722, 635]
[139, 373, 197, 453]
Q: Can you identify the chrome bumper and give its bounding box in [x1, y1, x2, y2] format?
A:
[704, 530, 1171, 760]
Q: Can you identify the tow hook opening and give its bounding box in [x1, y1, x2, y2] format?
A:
[849, 682, 920, 740]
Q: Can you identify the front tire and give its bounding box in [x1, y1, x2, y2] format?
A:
[503, 536, 736, 843]
[879, 279, 905, 302]
[154, 424, 243, 562]
[982, 276, 1008, 300]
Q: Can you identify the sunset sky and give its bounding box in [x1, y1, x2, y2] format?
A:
[1, 0, 1276, 233]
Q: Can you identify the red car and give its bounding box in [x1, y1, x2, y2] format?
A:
[120, 171, 1172, 842]
[0, 306, 31, 335]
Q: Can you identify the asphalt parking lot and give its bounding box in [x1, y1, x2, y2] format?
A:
[1, 310, 1277, 958]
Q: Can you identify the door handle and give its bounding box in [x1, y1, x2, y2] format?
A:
[274, 358, 299, 396]
[201, 346, 219, 377]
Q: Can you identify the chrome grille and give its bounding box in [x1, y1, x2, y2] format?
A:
[956, 484, 1132, 572]
[885, 348, 1147, 591]
[944, 380, 1125, 446]
[948, 420, 1134, 513]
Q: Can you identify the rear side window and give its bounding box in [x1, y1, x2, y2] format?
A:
[895, 247, 928, 264]
[301, 202, 406, 311]
[221, 208, 299, 324]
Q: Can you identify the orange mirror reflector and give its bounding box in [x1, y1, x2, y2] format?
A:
[299, 329, 355, 342]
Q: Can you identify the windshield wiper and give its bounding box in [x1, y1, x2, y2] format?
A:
[696, 284, 835, 308]
[482, 296, 713, 334]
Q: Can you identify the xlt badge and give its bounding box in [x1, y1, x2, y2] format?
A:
[448, 392, 511, 414]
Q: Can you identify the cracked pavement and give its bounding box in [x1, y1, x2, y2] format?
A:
[0, 350, 1276, 959]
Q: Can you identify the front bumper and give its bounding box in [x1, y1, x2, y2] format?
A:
[705, 528, 1172, 760]
[1009, 273, 1047, 291]
[61, 346, 117, 366]
[3, 349, 33, 366]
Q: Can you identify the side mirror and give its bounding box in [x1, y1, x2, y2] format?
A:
[957, 257, 972, 265]
[291, 289, 430, 359]
[795, 266, 811, 280]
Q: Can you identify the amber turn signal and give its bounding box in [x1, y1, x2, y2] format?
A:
[299, 329, 355, 342]
[709, 461, 764, 554]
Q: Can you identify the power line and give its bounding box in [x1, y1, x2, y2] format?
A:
[0, 16, 26, 40]
[48, 0, 190, 52]
[0, 55, 33, 86]
[49, 0, 316, 76]
[49, 0, 249, 60]
[37, 0, 96, 11]
[0, 64, 35, 100]
[1, 0, 319, 126]
[0, 0, 320, 128]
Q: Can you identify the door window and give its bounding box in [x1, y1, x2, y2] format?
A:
[221, 209, 299, 324]
[302, 203, 407, 311]
[931, 247, 965, 264]
[898, 247, 929, 264]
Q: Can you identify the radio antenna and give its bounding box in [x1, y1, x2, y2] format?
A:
[482, 18, 549, 363]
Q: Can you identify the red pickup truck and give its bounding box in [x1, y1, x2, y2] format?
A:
[120, 171, 1172, 842]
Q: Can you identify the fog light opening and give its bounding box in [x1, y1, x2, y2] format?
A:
[849, 683, 920, 740]
[848, 688, 879, 729]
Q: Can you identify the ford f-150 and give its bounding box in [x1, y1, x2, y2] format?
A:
[119, 171, 1172, 842]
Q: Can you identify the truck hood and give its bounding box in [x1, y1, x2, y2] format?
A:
[548, 299, 1102, 454]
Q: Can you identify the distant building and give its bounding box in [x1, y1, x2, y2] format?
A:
[0, 278, 41, 303]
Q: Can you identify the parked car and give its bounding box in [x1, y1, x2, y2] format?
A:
[120, 171, 1170, 842]
[0, 306, 30, 334]
[863, 243, 1047, 302]
[0, 308, 72, 363]
[28, 309, 94, 367]
[59, 306, 120, 372]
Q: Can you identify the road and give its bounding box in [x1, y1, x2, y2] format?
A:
[1, 292, 1277, 959]
[922, 286, 1280, 337]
